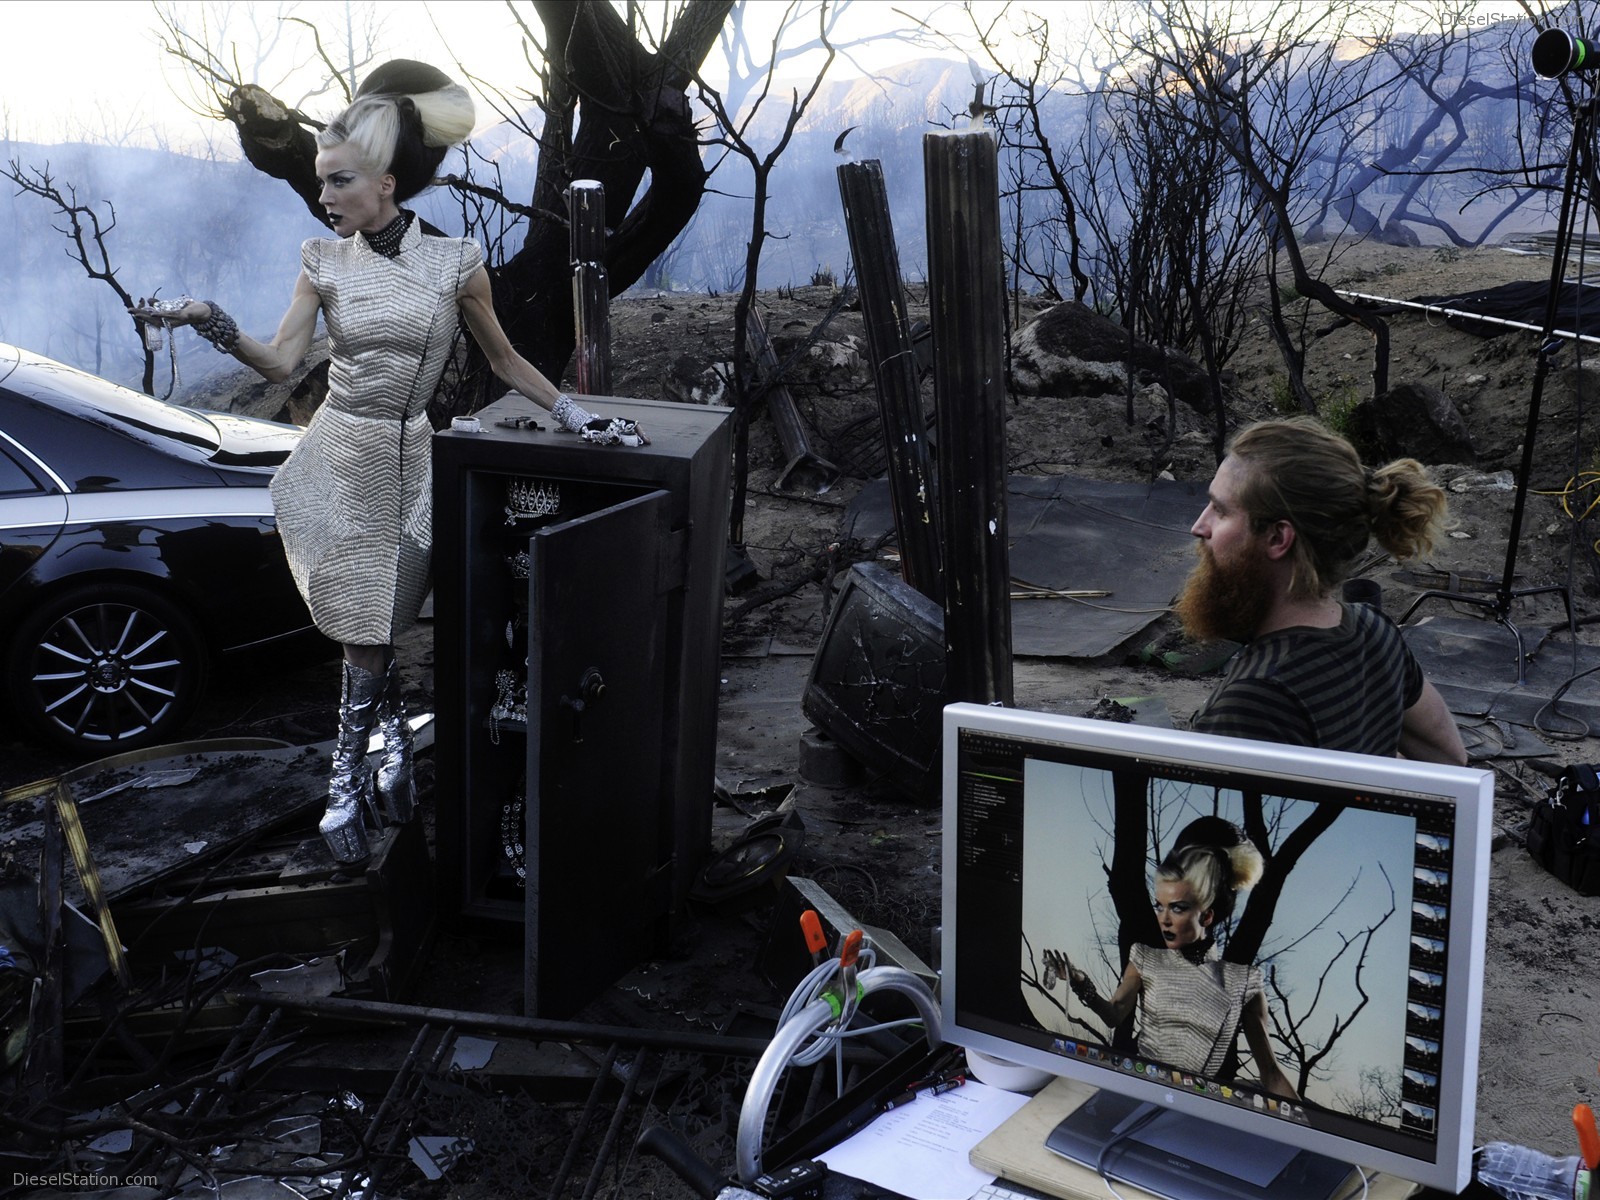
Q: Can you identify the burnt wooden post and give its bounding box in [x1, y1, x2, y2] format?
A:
[924, 129, 1013, 706]
[567, 179, 611, 396]
[837, 159, 943, 603]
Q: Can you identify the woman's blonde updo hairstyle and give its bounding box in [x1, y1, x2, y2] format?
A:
[1155, 817, 1265, 925]
[316, 60, 474, 203]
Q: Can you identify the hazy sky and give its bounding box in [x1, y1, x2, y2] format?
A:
[0, 0, 956, 152]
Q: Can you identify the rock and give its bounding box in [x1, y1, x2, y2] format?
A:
[1346, 382, 1474, 464]
[664, 354, 728, 405]
[1449, 470, 1515, 492]
[1010, 301, 1214, 412]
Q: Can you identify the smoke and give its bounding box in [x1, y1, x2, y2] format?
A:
[0, 138, 315, 394]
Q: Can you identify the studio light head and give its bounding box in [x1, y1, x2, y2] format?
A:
[1533, 29, 1600, 79]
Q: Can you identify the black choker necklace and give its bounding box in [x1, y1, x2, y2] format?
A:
[1180, 938, 1214, 964]
[362, 211, 413, 258]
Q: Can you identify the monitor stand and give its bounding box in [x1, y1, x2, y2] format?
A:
[1044, 1090, 1355, 1200]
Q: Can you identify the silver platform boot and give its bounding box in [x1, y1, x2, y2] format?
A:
[374, 659, 416, 825]
[320, 660, 383, 863]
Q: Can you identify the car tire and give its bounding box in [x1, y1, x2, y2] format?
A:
[6, 582, 209, 755]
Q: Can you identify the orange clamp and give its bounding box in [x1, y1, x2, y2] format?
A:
[800, 910, 828, 960]
[839, 929, 864, 970]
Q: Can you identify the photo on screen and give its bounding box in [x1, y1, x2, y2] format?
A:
[1018, 758, 1418, 1127]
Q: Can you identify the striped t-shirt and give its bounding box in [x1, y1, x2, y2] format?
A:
[1188, 602, 1423, 755]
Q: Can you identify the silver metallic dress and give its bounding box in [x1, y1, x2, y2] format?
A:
[271, 222, 483, 645]
[1129, 942, 1262, 1077]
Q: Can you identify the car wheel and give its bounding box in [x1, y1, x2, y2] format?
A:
[6, 583, 209, 755]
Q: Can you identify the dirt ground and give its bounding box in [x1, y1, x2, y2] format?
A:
[5, 237, 1600, 1194]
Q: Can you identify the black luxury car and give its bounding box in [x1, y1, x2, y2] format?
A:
[0, 343, 329, 755]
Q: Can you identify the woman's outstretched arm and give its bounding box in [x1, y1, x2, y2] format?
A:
[132, 273, 322, 385]
[1045, 950, 1141, 1029]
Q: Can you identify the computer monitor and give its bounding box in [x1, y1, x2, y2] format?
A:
[940, 702, 1491, 1198]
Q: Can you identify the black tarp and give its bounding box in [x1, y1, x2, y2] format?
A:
[1412, 280, 1600, 338]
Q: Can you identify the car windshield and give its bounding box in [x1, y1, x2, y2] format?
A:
[6, 346, 223, 456]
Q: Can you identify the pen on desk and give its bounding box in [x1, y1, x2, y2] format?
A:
[902, 1060, 966, 1093]
[881, 1088, 921, 1111]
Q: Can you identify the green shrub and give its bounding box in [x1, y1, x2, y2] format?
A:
[1269, 374, 1298, 414]
[1321, 383, 1363, 438]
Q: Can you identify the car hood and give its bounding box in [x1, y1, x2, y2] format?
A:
[202, 411, 303, 470]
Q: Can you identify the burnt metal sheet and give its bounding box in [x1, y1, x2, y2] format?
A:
[846, 474, 1206, 658]
[0, 742, 332, 906]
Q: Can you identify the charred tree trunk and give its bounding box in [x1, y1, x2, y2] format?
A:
[465, 0, 731, 404]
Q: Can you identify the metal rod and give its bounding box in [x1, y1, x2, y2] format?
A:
[1336, 289, 1600, 347]
[837, 158, 943, 602]
[370, 1025, 459, 1192]
[580, 1049, 646, 1200]
[548, 1042, 619, 1200]
[246, 991, 840, 1059]
[361, 1022, 432, 1159]
[568, 179, 612, 396]
[923, 128, 1013, 706]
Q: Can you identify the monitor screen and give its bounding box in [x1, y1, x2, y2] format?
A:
[940, 702, 1491, 1195]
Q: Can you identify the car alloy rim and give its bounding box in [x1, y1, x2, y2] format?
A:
[33, 603, 183, 742]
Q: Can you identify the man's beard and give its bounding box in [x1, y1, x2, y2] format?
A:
[1175, 541, 1275, 643]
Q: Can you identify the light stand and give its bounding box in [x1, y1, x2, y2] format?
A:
[1398, 90, 1591, 684]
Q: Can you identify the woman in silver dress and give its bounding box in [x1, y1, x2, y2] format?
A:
[1044, 819, 1300, 1100]
[135, 61, 642, 864]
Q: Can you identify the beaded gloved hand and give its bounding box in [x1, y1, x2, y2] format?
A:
[551, 393, 649, 447]
[551, 393, 595, 433]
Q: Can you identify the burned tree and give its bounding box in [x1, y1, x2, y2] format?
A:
[1303, 5, 1536, 249]
[3, 163, 162, 394]
[691, 0, 841, 542]
[1119, 0, 1418, 409]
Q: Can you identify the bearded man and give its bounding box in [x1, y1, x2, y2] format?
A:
[1178, 417, 1466, 765]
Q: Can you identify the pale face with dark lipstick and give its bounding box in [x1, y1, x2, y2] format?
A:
[1153, 878, 1215, 948]
[313, 142, 398, 237]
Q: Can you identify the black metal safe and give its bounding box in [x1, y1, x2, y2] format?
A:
[432, 392, 731, 1017]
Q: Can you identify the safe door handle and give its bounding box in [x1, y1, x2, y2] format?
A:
[558, 667, 606, 742]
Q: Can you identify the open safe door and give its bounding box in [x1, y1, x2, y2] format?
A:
[523, 487, 672, 1017]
